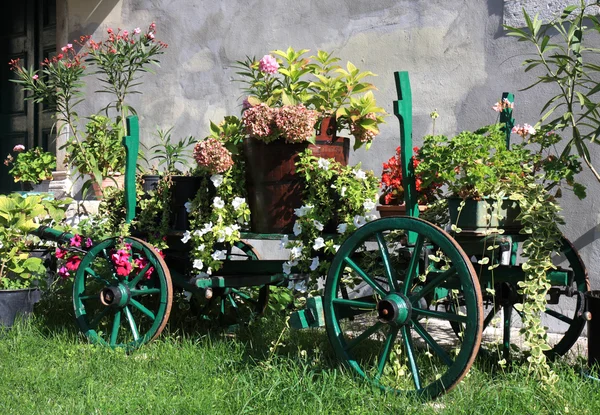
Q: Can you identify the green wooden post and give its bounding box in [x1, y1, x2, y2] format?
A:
[500, 92, 515, 149]
[122, 116, 139, 224]
[393, 71, 418, 218]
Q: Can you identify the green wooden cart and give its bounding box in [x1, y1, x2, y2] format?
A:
[32, 71, 590, 399]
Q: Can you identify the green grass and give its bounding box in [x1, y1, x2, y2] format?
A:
[1, 308, 600, 415]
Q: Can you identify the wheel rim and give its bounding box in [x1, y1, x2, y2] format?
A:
[73, 237, 172, 349]
[193, 240, 269, 325]
[324, 217, 483, 399]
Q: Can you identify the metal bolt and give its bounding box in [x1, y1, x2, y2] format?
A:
[582, 311, 592, 321]
[205, 288, 213, 299]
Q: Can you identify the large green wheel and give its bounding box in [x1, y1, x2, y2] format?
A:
[466, 236, 589, 359]
[324, 217, 483, 399]
[73, 237, 172, 349]
[193, 240, 269, 325]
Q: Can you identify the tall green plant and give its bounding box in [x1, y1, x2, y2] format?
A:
[505, 1, 600, 181]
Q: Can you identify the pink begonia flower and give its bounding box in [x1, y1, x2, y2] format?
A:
[13, 144, 25, 152]
[134, 27, 141, 35]
[32, 74, 39, 80]
[259, 55, 279, 74]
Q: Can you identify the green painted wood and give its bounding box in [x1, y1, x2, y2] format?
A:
[500, 92, 515, 149]
[123, 116, 140, 224]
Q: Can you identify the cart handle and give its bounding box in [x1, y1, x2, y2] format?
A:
[123, 116, 140, 224]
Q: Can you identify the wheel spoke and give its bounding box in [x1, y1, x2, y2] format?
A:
[412, 307, 468, 323]
[344, 321, 384, 352]
[375, 326, 398, 380]
[110, 310, 121, 346]
[503, 305, 512, 361]
[124, 306, 140, 342]
[128, 262, 152, 288]
[483, 305, 500, 329]
[412, 320, 454, 366]
[78, 294, 99, 301]
[130, 288, 161, 296]
[544, 308, 574, 325]
[402, 326, 422, 390]
[403, 235, 424, 296]
[89, 307, 111, 329]
[332, 298, 377, 310]
[130, 298, 156, 321]
[375, 232, 398, 292]
[411, 267, 457, 301]
[343, 257, 388, 297]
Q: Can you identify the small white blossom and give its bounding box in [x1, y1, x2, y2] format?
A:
[224, 226, 234, 236]
[206, 267, 212, 275]
[181, 230, 191, 244]
[363, 199, 376, 211]
[293, 221, 302, 236]
[196, 244, 205, 251]
[282, 260, 298, 275]
[353, 215, 366, 228]
[313, 220, 324, 231]
[341, 186, 347, 197]
[294, 280, 307, 293]
[290, 245, 303, 259]
[0, 241, 3, 249]
[337, 223, 348, 234]
[309, 256, 320, 271]
[330, 184, 336, 189]
[333, 244, 340, 252]
[211, 250, 227, 261]
[280, 234, 289, 250]
[354, 169, 367, 180]
[184, 201, 193, 213]
[294, 204, 314, 217]
[313, 237, 325, 251]
[200, 222, 213, 236]
[210, 174, 224, 188]
[213, 197, 225, 209]
[317, 158, 330, 170]
[232, 197, 246, 210]
[193, 259, 204, 270]
[366, 214, 378, 222]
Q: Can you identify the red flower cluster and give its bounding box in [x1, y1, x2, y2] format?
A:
[380, 146, 439, 205]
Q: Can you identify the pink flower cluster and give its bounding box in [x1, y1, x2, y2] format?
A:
[56, 234, 92, 279]
[512, 123, 536, 138]
[492, 98, 514, 112]
[242, 103, 318, 143]
[349, 112, 378, 143]
[111, 247, 133, 277]
[194, 137, 234, 173]
[13, 144, 25, 153]
[258, 54, 279, 74]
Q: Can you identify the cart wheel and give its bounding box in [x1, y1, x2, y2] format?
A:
[194, 240, 269, 325]
[324, 217, 483, 399]
[467, 236, 589, 359]
[73, 237, 172, 349]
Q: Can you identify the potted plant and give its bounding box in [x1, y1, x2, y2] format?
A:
[0, 193, 69, 326]
[235, 48, 386, 233]
[3, 144, 56, 192]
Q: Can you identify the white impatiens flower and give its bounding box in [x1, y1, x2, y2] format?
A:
[181, 230, 191, 243]
[309, 256, 320, 271]
[184, 201, 193, 213]
[213, 197, 225, 209]
[363, 199, 376, 211]
[353, 215, 366, 228]
[210, 174, 224, 188]
[293, 221, 302, 236]
[290, 245, 303, 260]
[313, 220, 324, 231]
[353, 169, 367, 180]
[337, 223, 348, 234]
[211, 250, 227, 261]
[313, 237, 325, 251]
[232, 197, 246, 210]
[193, 259, 204, 270]
[294, 204, 314, 217]
[317, 158, 330, 170]
[340, 186, 347, 197]
[280, 234, 289, 250]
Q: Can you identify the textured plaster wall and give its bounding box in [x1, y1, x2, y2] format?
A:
[63, 0, 600, 285]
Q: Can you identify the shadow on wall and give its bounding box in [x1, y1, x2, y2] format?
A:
[65, 0, 121, 41]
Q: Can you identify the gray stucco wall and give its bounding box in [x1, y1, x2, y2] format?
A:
[61, 0, 600, 286]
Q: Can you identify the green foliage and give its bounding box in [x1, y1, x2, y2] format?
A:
[148, 128, 195, 174]
[208, 116, 246, 152]
[0, 194, 70, 289]
[4, 147, 56, 184]
[505, 1, 600, 182]
[135, 176, 173, 250]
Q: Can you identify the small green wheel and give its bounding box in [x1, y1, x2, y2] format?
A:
[73, 237, 173, 349]
[193, 240, 269, 325]
[324, 217, 483, 399]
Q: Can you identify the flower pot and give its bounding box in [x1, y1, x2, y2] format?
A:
[91, 174, 125, 199]
[448, 198, 521, 232]
[376, 204, 428, 218]
[170, 175, 202, 231]
[142, 174, 161, 193]
[586, 291, 600, 371]
[0, 288, 40, 327]
[244, 117, 349, 234]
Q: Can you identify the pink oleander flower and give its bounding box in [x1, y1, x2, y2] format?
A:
[258, 54, 279, 74]
[274, 104, 319, 143]
[70, 234, 83, 247]
[13, 144, 25, 152]
[32, 74, 39, 80]
[122, 30, 129, 37]
[512, 123, 536, 138]
[492, 98, 514, 113]
[147, 32, 155, 40]
[133, 27, 141, 35]
[242, 103, 275, 139]
[350, 112, 379, 143]
[194, 137, 234, 173]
